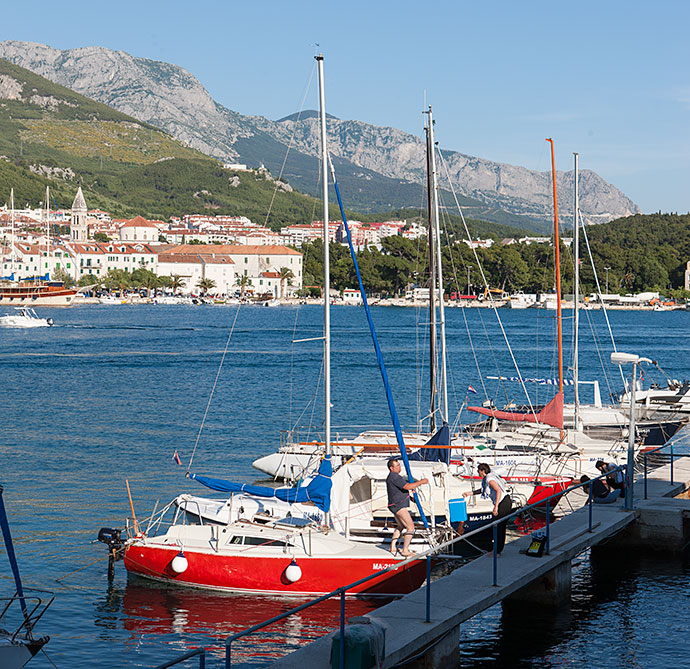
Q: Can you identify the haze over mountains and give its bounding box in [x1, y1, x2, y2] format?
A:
[0, 40, 640, 233]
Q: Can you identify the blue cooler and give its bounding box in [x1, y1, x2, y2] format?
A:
[448, 498, 468, 523]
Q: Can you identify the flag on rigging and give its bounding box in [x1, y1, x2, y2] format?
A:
[468, 385, 478, 394]
[172, 450, 182, 466]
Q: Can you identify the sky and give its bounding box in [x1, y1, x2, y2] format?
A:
[3, 0, 689, 213]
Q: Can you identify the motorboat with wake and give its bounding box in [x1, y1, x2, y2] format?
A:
[0, 308, 53, 328]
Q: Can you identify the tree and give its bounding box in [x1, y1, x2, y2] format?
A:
[103, 269, 131, 292]
[131, 268, 159, 296]
[235, 274, 253, 297]
[52, 267, 75, 287]
[93, 232, 109, 242]
[77, 274, 99, 287]
[279, 267, 295, 299]
[169, 274, 186, 294]
[197, 277, 216, 295]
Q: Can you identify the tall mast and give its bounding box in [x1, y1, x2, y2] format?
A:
[573, 153, 580, 432]
[424, 121, 437, 431]
[427, 107, 448, 424]
[546, 138, 563, 396]
[45, 185, 50, 279]
[10, 188, 15, 278]
[316, 55, 331, 502]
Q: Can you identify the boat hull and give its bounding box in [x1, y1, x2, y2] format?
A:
[0, 284, 77, 307]
[124, 543, 427, 596]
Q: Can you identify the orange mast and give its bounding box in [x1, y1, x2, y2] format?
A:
[546, 138, 563, 396]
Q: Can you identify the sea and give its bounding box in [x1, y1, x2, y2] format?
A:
[2, 303, 689, 667]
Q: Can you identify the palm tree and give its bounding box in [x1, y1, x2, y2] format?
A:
[197, 277, 216, 296]
[235, 274, 253, 297]
[170, 274, 186, 295]
[279, 267, 295, 299]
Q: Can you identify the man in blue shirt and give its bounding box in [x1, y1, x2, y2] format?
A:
[386, 458, 428, 557]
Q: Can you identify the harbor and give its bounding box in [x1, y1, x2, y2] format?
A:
[3, 304, 690, 667]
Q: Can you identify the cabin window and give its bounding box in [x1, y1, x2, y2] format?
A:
[228, 536, 243, 545]
[243, 537, 287, 547]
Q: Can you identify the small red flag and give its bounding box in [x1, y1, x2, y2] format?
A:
[173, 450, 182, 466]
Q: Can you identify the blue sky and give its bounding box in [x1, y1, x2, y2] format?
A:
[3, 0, 689, 213]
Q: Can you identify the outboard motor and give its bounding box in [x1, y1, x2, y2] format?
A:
[97, 527, 124, 580]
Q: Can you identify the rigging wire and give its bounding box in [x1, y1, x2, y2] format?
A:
[436, 148, 539, 419]
[263, 61, 317, 230]
[579, 211, 625, 387]
[186, 304, 242, 474]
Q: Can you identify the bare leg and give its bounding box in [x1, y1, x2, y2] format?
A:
[395, 509, 416, 556]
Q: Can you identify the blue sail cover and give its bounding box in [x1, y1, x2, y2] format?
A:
[410, 424, 451, 464]
[190, 455, 332, 513]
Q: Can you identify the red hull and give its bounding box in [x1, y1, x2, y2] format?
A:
[124, 544, 427, 596]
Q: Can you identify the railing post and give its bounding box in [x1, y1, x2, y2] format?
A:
[200, 649, 206, 669]
[671, 444, 675, 484]
[545, 499, 551, 555]
[340, 590, 345, 669]
[644, 452, 648, 500]
[588, 484, 593, 532]
[492, 524, 498, 586]
[225, 642, 231, 668]
[425, 555, 431, 623]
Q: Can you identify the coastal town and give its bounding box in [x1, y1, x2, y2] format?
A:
[1, 187, 687, 309]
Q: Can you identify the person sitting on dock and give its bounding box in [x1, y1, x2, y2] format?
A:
[595, 460, 626, 498]
[463, 463, 512, 555]
[386, 458, 428, 558]
[580, 475, 620, 504]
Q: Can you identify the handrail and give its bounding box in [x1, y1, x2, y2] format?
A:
[643, 439, 684, 499]
[154, 647, 206, 669]
[222, 470, 616, 666]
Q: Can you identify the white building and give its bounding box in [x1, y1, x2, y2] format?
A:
[119, 216, 163, 243]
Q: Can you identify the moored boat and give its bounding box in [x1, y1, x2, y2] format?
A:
[0, 282, 77, 307]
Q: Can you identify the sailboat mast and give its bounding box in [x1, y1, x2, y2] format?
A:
[425, 121, 437, 431]
[316, 55, 331, 471]
[45, 185, 50, 279]
[546, 138, 563, 395]
[10, 188, 15, 278]
[573, 153, 580, 431]
[427, 107, 448, 424]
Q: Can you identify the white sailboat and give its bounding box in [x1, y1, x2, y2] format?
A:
[113, 55, 428, 596]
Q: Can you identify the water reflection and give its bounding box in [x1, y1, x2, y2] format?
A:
[109, 577, 387, 663]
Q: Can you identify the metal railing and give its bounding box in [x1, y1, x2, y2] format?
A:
[643, 439, 685, 499]
[215, 471, 616, 667]
[155, 648, 206, 669]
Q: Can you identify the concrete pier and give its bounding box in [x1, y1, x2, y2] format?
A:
[269, 457, 690, 668]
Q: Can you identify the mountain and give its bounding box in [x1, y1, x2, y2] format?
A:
[0, 41, 640, 233]
[0, 57, 530, 241]
[0, 58, 329, 225]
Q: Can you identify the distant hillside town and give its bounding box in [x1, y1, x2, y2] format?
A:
[0, 188, 433, 297]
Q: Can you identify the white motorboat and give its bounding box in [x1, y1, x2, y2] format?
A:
[0, 308, 53, 328]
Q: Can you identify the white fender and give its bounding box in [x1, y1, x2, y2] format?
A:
[284, 559, 302, 583]
[171, 552, 188, 574]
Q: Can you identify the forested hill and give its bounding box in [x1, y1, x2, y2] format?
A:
[584, 213, 690, 294]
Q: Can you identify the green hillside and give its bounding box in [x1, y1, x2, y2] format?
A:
[0, 57, 535, 236]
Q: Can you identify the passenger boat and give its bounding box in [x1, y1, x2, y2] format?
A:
[0, 282, 77, 307]
[0, 308, 54, 328]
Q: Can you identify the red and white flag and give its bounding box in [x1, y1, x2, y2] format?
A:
[468, 385, 478, 394]
[172, 450, 182, 466]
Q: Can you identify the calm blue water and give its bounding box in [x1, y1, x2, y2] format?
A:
[2, 304, 689, 667]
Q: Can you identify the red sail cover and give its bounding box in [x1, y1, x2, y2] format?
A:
[468, 392, 564, 429]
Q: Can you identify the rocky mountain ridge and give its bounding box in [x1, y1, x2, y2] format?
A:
[0, 40, 640, 230]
